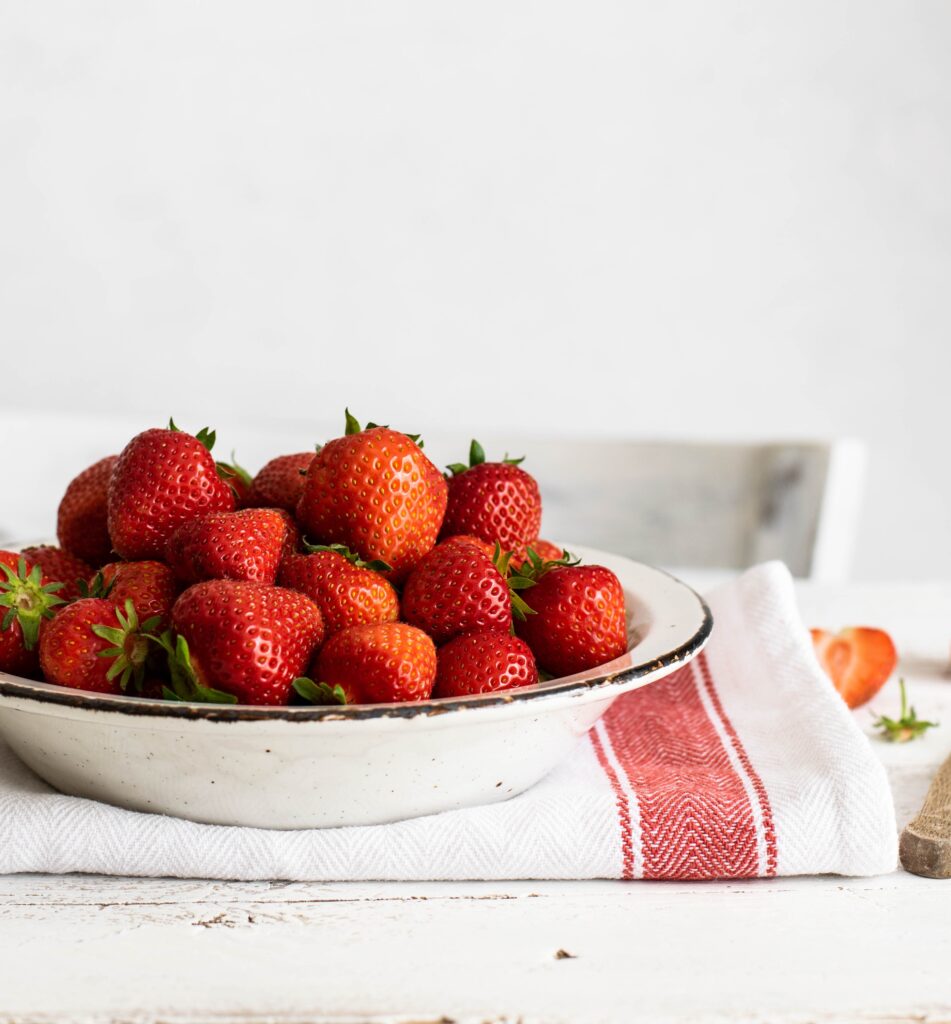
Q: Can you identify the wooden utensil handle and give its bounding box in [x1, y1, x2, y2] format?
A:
[900, 751, 951, 878]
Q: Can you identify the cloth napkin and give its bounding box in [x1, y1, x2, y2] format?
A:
[0, 562, 897, 880]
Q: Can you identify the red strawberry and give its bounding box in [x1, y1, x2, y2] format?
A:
[279, 544, 399, 636]
[274, 508, 302, 557]
[21, 545, 93, 601]
[170, 581, 324, 705]
[296, 411, 447, 583]
[216, 457, 255, 508]
[434, 631, 538, 697]
[0, 551, 66, 677]
[441, 440, 542, 553]
[440, 534, 497, 559]
[165, 508, 291, 585]
[39, 598, 157, 694]
[810, 627, 898, 709]
[107, 421, 235, 561]
[514, 561, 628, 677]
[96, 560, 179, 629]
[300, 622, 436, 704]
[250, 452, 314, 512]
[401, 540, 515, 645]
[57, 455, 118, 566]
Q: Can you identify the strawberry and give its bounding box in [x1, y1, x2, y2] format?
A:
[165, 508, 291, 584]
[810, 626, 897, 709]
[298, 622, 436, 704]
[250, 452, 315, 512]
[401, 539, 520, 645]
[21, 545, 93, 601]
[107, 421, 235, 561]
[0, 551, 66, 677]
[513, 556, 628, 677]
[170, 580, 325, 705]
[441, 440, 542, 553]
[94, 560, 179, 629]
[512, 539, 564, 569]
[434, 631, 538, 697]
[278, 544, 399, 636]
[296, 411, 447, 583]
[216, 456, 255, 508]
[57, 455, 118, 566]
[38, 598, 159, 694]
[440, 534, 497, 559]
[275, 508, 302, 557]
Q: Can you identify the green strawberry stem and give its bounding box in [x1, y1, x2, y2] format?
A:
[447, 439, 524, 476]
[90, 599, 161, 692]
[301, 540, 392, 574]
[150, 630, 237, 704]
[872, 678, 938, 743]
[0, 557, 66, 650]
[293, 678, 347, 706]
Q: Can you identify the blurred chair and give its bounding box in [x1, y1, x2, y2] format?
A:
[513, 438, 866, 582]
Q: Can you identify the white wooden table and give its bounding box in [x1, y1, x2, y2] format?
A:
[2, 579, 950, 1023]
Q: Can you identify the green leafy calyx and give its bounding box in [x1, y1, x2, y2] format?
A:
[293, 678, 348, 705]
[168, 418, 217, 453]
[90, 599, 161, 693]
[447, 439, 524, 476]
[343, 409, 423, 447]
[151, 631, 238, 704]
[872, 678, 938, 743]
[301, 540, 392, 574]
[0, 557, 66, 650]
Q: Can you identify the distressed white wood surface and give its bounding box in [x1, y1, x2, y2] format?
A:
[1, 580, 950, 1024]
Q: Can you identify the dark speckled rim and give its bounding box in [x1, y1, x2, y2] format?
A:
[0, 563, 713, 723]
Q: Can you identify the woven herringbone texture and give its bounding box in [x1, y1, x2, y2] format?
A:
[0, 562, 897, 880]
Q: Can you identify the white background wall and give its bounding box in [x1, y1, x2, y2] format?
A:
[1, 1, 948, 578]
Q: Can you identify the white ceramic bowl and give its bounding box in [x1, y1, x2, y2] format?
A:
[0, 545, 711, 829]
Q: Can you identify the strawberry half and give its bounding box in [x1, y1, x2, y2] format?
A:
[39, 597, 159, 694]
[20, 545, 93, 601]
[107, 421, 235, 561]
[0, 551, 66, 677]
[296, 411, 447, 584]
[170, 580, 325, 705]
[434, 631, 538, 697]
[512, 555, 628, 677]
[165, 508, 292, 584]
[441, 440, 542, 553]
[250, 452, 315, 512]
[57, 455, 118, 566]
[401, 539, 515, 645]
[299, 622, 436, 704]
[279, 544, 399, 636]
[810, 627, 898, 709]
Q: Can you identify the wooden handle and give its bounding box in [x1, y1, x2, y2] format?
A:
[900, 751, 951, 878]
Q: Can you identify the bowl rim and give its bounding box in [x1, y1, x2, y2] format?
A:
[0, 551, 712, 723]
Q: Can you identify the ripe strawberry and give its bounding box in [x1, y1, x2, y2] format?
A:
[250, 452, 314, 512]
[441, 440, 542, 553]
[170, 581, 325, 705]
[0, 551, 66, 677]
[216, 456, 255, 508]
[39, 598, 158, 694]
[296, 411, 447, 583]
[434, 631, 538, 698]
[95, 560, 179, 629]
[810, 627, 898, 709]
[440, 534, 496, 559]
[21, 545, 93, 601]
[401, 540, 517, 645]
[57, 455, 118, 566]
[107, 421, 235, 561]
[275, 508, 302, 557]
[299, 622, 436, 704]
[513, 560, 628, 677]
[165, 508, 291, 584]
[279, 544, 399, 636]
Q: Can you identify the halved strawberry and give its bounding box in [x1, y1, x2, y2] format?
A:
[810, 627, 897, 709]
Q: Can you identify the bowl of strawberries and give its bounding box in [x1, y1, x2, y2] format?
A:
[0, 413, 712, 828]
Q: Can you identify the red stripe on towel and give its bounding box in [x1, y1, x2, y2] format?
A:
[590, 725, 635, 879]
[601, 663, 760, 880]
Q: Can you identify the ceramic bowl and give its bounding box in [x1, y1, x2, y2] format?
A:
[0, 544, 711, 829]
